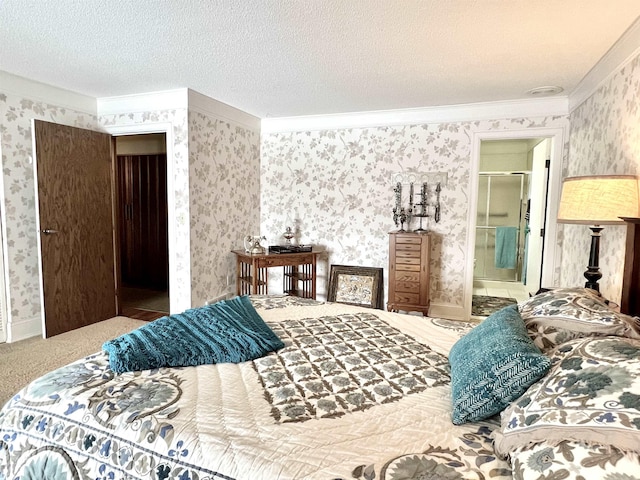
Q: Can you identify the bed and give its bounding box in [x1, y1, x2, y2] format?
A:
[1, 289, 639, 479]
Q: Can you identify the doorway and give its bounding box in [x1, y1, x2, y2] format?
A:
[471, 138, 551, 317]
[115, 134, 169, 320]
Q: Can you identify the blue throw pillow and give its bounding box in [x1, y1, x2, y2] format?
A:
[103, 296, 284, 373]
[448, 305, 551, 425]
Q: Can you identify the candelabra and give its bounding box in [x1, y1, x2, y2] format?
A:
[392, 182, 403, 231]
[392, 180, 442, 232]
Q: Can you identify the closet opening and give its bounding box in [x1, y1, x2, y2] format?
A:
[115, 133, 169, 321]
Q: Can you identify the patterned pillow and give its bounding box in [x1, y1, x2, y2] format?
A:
[448, 306, 551, 425]
[518, 287, 640, 352]
[509, 440, 640, 480]
[493, 336, 640, 457]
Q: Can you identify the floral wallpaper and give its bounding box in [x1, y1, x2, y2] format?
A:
[188, 111, 260, 307]
[0, 82, 261, 341]
[563, 52, 640, 304]
[261, 116, 569, 312]
[1, 48, 637, 341]
[99, 109, 191, 314]
[0, 92, 100, 339]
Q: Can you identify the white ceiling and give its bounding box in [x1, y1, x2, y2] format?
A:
[1, 1, 639, 118]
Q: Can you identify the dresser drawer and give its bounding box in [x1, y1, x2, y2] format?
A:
[396, 263, 421, 272]
[395, 271, 420, 283]
[395, 243, 421, 252]
[395, 281, 419, 293]
[396, 250, 421, 259]
[394, 292, 419, 304]
[396, 235, 422, 245]
[258, 254, 313, 267]
[396, 256, 421, 265]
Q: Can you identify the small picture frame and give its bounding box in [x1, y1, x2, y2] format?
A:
[327, 265, 384, 309]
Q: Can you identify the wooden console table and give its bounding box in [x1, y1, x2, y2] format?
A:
[232, 250, 318, 299]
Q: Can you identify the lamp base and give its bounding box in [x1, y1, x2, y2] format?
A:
[584, 267, 602, 292]
[584, 226, 603, 292]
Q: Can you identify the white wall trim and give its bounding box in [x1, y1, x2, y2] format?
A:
[262, 97, 569, 133]
[569, 17, 640, 112]
[7, 315, 42, 343]
[465, 126, 567, 319]
[98, 89, 188, 116]
[429, 303, 466, 321]
[0, 70, 97, 115]
[104, 122, 190, 314]
[31, 120, 47, 339]
[188, 89, 261, 131]
[0, 130, 10, 343]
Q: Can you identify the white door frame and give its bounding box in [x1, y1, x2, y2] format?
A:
[105, 122, 181, 314]
[0, 213, 7, 343]
[465, 127, 566, 319]
[0, 139, 7, 342]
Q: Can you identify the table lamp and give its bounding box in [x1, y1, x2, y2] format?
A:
[557, 175, 639, 292]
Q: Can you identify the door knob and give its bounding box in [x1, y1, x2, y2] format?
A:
[41, 229, 58, 235]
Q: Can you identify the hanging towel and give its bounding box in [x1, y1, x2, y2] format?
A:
[495, 226, 518, 269]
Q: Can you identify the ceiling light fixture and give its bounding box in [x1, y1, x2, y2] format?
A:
[526, 85, 564, 96]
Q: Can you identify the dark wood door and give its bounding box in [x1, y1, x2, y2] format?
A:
[117, 154, 168, 290]
[34, 120, 116, 337]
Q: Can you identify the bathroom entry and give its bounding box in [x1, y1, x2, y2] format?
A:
[472, 138, 550, 314]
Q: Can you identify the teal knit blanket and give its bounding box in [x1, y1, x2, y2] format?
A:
[103, 296, 284, 373]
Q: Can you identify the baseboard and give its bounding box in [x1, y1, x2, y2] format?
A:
[205, 291, 235, 306]
[7, 317, 42, 343]
[428, 302, 467, 321]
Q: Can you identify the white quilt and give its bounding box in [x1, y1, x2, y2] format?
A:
[0, 297, 515, 479]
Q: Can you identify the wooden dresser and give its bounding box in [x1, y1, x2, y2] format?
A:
[387, 232, 431, 315]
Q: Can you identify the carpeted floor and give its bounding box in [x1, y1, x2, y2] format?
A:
[0, 316, 146, 407]
[472, 295, 518, 317]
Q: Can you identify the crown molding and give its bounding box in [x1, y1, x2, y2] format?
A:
[261, 97, 569, 134]
[0, 70, 97, 115]
[569, 17, 640, 112]
[97, 89, 260, 130]
[97, 89, 188, 115]
[188, 89, 261, 131]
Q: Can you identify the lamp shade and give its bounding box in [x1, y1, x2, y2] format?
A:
[557, 175, 639, 225]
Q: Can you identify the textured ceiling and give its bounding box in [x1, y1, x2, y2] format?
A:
[1, 0, 639, 118]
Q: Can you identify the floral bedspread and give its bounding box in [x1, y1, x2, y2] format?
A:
[2, 298, 636, 479]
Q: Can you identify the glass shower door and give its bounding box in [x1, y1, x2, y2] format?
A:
[475, 174, 525, 282]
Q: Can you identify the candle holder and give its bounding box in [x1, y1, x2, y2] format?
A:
[392, 179, 442, 232]
[283, 226, 295, 245]
[392, 182, 402, 230]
